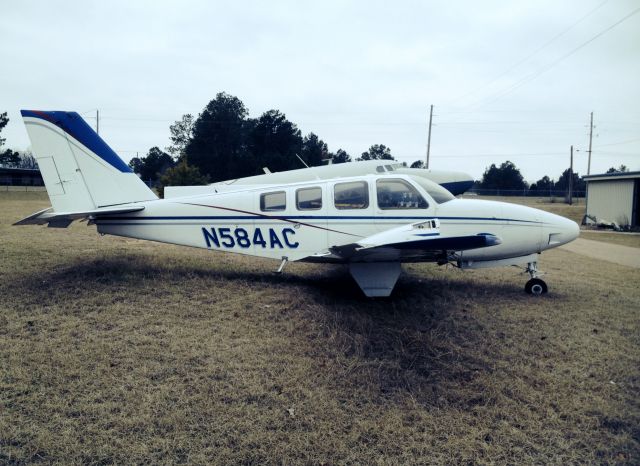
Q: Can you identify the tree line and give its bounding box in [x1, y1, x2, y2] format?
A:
[0, 112, 38, 169]
[475, 160, 630, 195]
[0, 104, 632, 197]
[129, 92, 398, 193]
[124, 93, 634, 196]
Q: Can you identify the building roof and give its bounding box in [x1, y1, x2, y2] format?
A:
[0, 167, 41, 175]
[583, 171, 640, 182]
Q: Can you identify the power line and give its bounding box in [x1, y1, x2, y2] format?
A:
[594, 137, 640, 147]
[432, 152, 565, 158]
[101, 116, 176, 122]
[426, 151, 638, 159]
[436, 120, 586, 126]
[450, 0, 610, 105]
[593, 151, 640, 156]
[465, 5, 640, 110]
[426, 104, 433, 168]
[587, 111, 594, 174]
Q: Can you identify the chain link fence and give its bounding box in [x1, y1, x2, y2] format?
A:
[468, 188, 586, 199]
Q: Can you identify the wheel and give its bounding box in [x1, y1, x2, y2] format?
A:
[525, 278, 548, 295]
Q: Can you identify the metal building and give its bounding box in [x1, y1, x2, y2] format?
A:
[584, 171, 640, 227]
[0, 167, 44, 186]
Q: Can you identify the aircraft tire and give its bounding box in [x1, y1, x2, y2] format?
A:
[525, 278, 548, 295]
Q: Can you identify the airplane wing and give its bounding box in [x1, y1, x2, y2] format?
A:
[309, 220, 501, 263]
[14, 206, 145, 228]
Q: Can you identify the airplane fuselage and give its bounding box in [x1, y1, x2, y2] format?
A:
[164, 160, 474, 198]
[17, 110, 580, 297]
[95, 174, 578, 265]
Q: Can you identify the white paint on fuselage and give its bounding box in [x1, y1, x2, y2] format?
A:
[164, 160, 474, 198]
[96, 175, 579, 265]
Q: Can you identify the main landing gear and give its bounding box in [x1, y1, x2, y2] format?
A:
[524, 261, 548, 295]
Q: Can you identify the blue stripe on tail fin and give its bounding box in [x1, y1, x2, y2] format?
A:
[20, 110, 132, 173]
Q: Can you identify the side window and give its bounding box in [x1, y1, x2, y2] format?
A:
[334, 181, 369, 209]
[377, 179, 428, 209]
[296, 187, 322, 210]
[260, 191, 286, 212]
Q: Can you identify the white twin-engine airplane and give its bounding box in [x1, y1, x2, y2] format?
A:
[165, 160, 475, 197]
[16, 110, 579, 297]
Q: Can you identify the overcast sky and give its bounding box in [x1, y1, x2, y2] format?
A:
[1, 0, 639, 182]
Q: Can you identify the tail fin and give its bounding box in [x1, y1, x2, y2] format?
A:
[21, 110, 157, 212]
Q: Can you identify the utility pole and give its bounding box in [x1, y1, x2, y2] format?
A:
[426, 104, 433, 169]
[96, 109, 100, 135]
[587, 111, 593, 175]
[568, 145, 574, 205]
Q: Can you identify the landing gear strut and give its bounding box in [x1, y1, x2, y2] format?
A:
[524, 261, 548, 295]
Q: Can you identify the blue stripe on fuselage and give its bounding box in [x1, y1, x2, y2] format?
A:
[96, 215, 542, 224]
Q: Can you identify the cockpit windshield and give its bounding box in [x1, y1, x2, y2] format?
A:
[412, 177, 456, 204]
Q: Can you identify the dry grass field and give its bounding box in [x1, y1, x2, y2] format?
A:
[1, 192, 639, 464]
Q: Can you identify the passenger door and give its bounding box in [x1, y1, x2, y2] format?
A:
[326, 179, 376, 247]
[290, 184, 328, 258]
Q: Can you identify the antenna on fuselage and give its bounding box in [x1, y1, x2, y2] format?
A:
[295, 153, 310, 168]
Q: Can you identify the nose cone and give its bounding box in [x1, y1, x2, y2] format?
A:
[543, 213, 580, 249]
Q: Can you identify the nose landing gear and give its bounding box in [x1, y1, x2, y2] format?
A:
[524, 261, 548, 295]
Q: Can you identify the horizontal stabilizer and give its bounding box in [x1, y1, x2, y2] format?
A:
[14, 206, 145, 228]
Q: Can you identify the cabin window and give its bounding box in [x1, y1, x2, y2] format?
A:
[376, 179, 428, 209]
[260, 191, 286, 212]
[334, 181, 369, 209]
[412, 177, 455, 204]
[376, 165, 385, 173]
[296, 187, 322, 210]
